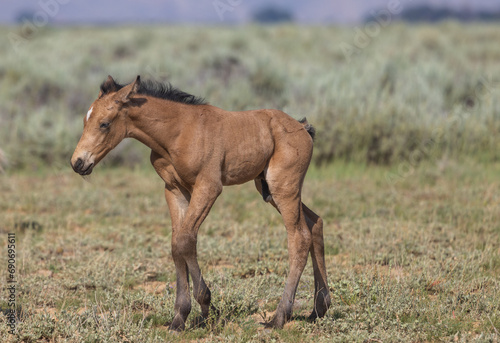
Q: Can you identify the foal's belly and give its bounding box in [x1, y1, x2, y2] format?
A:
[220, 132, 273, 186]
[220, 135, 273, 185]
[221, 157, 268, 186]
[217, 111, 274, 186]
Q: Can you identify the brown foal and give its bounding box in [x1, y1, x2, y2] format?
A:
[70, 75, 331, 330]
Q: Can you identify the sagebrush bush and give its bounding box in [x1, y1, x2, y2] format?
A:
[0, 24, 499, 170]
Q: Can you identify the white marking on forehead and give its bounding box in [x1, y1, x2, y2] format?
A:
[86, 107, 93, 122]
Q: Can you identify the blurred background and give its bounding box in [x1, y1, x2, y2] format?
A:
[0, 0, 499, 171]
[2, 0, 500, 24]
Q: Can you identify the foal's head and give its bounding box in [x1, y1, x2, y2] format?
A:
[70, 75, 140, 175]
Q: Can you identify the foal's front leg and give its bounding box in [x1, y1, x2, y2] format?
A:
[164, 186, 191, 331]
[171, 181, 222, 329]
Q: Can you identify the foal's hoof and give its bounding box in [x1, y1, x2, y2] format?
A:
[169, 316, 186, 332]
[265, 311, 287, 329]
[308, 306, 329, 322]
[307, 312, 319, 322]
[308, 293, 331, 321]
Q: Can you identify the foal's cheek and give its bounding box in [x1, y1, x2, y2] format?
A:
[103, 130, 124, 151]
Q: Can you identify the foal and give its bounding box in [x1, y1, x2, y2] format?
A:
[71, 75, 331, 330]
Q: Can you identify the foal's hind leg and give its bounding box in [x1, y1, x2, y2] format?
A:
[253, 184, 331, 324]
[255, 178, 311, 328]
[272, 193, 311, 328]
[302, 203, 331, 320]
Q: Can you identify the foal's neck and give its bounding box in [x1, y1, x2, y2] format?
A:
[126, 96, 199, 158]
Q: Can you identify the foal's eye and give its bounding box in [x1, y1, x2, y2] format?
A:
[100, 122, 110, 130]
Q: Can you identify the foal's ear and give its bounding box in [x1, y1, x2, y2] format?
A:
[99, 75, 118, 98]
[116, 75, 141, 104]
[130, 75, 141, 95]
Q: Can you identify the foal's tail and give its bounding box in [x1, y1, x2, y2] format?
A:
[299, 117, 316, 141]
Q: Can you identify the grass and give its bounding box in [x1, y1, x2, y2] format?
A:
[0, 160, 499, 342]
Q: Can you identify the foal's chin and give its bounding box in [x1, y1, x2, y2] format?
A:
[79, 168, 93, 176]
[80, 163, 94, 176]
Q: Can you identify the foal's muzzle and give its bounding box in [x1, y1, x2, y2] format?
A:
[71, 158, 94, 175]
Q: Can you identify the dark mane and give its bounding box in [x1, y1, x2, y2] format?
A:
[100, 78, 207, 105]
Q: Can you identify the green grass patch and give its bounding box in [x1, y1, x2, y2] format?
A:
[0, 160, 498, 341]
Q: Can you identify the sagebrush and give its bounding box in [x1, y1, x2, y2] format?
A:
[0, 24, 499, 170]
